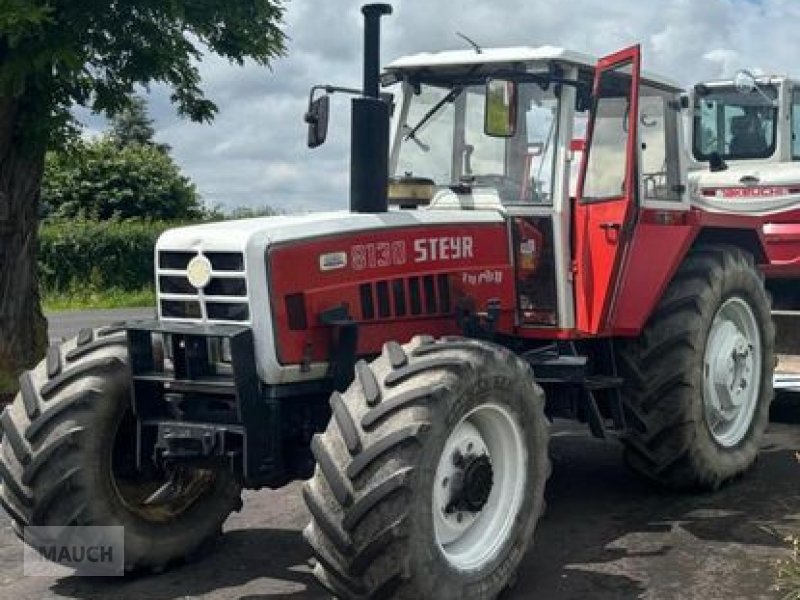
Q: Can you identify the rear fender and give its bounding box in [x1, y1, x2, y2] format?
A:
[607, 218, 768, 336]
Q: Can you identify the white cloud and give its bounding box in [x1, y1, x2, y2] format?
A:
[104, 0, 800, 212]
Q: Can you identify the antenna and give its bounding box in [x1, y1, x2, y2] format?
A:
[456, 32, 482, 54]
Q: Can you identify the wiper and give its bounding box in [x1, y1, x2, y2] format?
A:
[404, 86, 463, 142]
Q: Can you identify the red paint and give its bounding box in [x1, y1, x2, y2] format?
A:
[763, 222, 800, 276]
[573, 45, 641, 334]
[609, 218, 694, 335]
[570, 139, 586, 152]
[268, 223, 516, 364]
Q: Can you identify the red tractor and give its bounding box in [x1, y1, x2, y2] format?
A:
[0, 5, 783, 599]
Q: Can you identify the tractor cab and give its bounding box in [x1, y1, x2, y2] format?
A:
[687, 75, 800, 278]
[687, 73, 800, 217]
[381, 47, 687, 329]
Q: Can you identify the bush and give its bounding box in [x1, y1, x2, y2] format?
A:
[38, 219, 174, 293]
[41, 139, 203, 221]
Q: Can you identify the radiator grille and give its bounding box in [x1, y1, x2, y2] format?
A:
[359, 274, 451, 320]
[157, 250, 249, 323]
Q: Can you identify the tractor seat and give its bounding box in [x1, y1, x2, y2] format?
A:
[729, 115, 768, 157]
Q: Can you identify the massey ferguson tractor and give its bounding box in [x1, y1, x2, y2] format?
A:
[0, 4, 790, 599]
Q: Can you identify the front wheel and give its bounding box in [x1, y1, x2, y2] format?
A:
[0, 328, 243, 571]
[303, 336, 550, 600]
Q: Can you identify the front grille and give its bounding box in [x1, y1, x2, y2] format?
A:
[360, 274, 451, 320]
[158, 250, 249, 323]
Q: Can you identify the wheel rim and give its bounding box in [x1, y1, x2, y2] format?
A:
[110, 411, 217, 523]
[702, 296, 762, 448]
[432, 402, 527, 571]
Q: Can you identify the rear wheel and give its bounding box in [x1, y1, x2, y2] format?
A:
[616, 246, 775, 489]
[303, 336, 550, 599]
[0, 327, 242, 571]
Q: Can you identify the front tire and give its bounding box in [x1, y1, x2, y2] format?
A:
[616, 246, 775, 490]
[303, 336, 550, 599]
[0, 327, 243, 571]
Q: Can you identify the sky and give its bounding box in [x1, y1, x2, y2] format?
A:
[79, 0, 800, 213]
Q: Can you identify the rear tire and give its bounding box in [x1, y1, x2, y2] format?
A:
[303, 336, 550, 600]
[616, 246, 775, 490]
[0, 327, 242, 571]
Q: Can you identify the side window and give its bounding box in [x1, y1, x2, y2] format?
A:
[792, 88, 800, 159]
[522, 93, 559, 204]
[464, 89, 506, 175]
[582, 64, 632, 201]
[640, 86, 681, 202]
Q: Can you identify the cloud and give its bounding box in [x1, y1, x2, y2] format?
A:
[80, 0, 800, 212]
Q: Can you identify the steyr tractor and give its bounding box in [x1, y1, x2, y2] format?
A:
[686, 71, 800, 390]
[0, 4, 787, 599]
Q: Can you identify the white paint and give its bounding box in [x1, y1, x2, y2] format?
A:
[386, 46, 682, 91]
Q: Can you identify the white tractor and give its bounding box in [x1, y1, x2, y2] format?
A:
[687, 71, 800, 391]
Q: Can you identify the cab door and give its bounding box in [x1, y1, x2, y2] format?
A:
[573, 45, 641, 334]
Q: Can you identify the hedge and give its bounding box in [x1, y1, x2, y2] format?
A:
[38, 219, 178, 293]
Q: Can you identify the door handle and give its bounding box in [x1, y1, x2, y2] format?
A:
[599, 222, 621, 231]
[739, 175, 760, 185]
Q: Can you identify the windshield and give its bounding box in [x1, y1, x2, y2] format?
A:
[391, 80, 560, 205]
[693, 84, 778, 161]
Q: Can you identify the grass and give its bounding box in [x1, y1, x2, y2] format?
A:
[777, 535, 800, 600]
[42, 286, 155, 312]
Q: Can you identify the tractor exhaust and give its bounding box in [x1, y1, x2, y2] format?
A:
[350, 3, 392, 214]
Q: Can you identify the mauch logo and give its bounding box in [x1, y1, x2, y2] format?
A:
[23, 526, 124, 576]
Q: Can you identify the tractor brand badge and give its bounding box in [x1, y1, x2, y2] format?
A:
[186, 255, 213, 289]
[349, 235, 474, 271]
[413, 236, 474, 263]
[319, 251, 347, 271]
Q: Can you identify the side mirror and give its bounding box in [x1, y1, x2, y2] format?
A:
[484, 78, 517, 138]
[305, 94, 330, 148]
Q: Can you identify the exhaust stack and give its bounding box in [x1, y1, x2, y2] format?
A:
[350, 3, 393, 214]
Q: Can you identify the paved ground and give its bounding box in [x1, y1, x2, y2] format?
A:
[0, 309, 795, 599]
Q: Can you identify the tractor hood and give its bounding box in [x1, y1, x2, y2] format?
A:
[688, 162, 800, 216]
[156, 209, 503, 253]
[154, 208, 504, 385]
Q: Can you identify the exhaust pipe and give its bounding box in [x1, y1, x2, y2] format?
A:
[350, 3, 393, 214]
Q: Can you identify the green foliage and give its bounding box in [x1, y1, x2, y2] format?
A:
[38, 207, 282, 296]
[43, 286, 154, 312]
[109, 95, 158, 148]
[228, 204, 283, 219]
[38, 218, 173, 292]
[0, 0, 287, 146]
[41, 138, 202, 220]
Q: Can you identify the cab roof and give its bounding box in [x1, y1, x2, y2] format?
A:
[699, 75, 795, 88]
[385, 46, 683, 91]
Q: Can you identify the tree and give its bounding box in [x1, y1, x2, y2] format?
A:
[0, 1, 286, 401]
[109, 95, 157, 148]
[42, 138, 203, 220]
